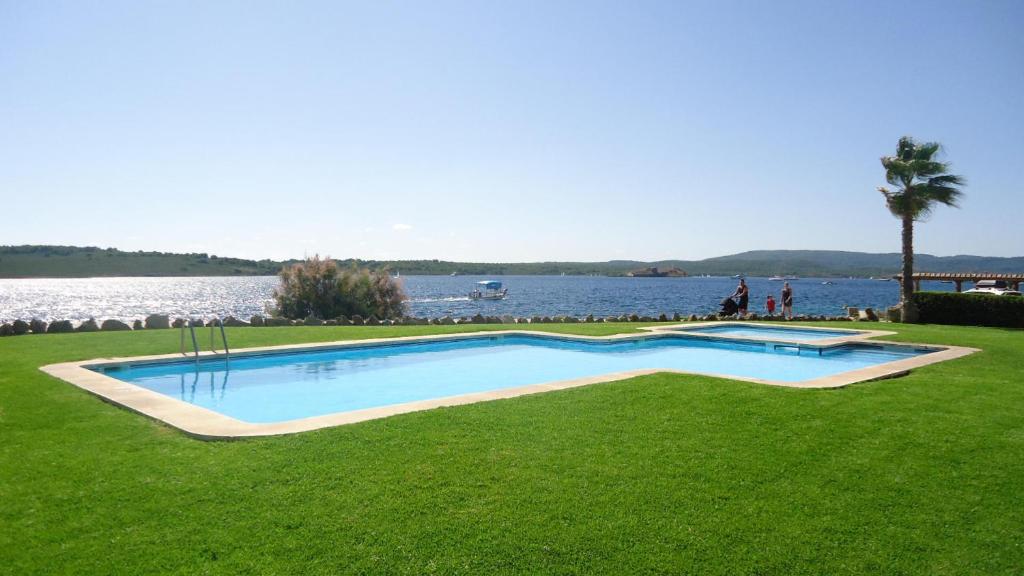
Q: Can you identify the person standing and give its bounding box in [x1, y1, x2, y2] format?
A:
[781, 282, 794, 319]
[766, 294, 776, 317]
[731, 278, 750, 318]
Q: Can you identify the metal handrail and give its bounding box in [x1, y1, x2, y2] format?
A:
[179, 317, 230, 360]
[180, 319, 200, 359]
[209, 318, 230, 356]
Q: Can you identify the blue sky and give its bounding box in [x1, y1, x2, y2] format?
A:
[2, 0, 1021, 262]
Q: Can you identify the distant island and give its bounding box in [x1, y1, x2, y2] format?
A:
[627, 267, 687, 277]
[2, 245, 1023, 279]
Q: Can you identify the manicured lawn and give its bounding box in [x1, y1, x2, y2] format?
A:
[1, 323, 1022, 574]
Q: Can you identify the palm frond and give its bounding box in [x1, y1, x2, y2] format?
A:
[918, 183, 964, 207]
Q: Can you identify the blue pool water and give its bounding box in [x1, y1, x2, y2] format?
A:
[95, 335, 930, 424]
[677, 325, 859, 341]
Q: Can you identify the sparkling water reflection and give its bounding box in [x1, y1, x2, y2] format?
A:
[0, 275, 954, 323]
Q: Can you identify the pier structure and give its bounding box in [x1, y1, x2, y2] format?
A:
[894, 272, 1024, 292]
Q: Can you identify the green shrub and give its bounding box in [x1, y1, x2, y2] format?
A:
[912, 291, 1024, 328]
[273, 256, 406, 320]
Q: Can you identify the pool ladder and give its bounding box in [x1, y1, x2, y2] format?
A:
[180, 317, 230, 360]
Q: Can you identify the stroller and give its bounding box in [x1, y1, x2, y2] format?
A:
[719, 297, 739, 317]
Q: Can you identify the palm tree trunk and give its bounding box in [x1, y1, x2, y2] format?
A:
[900, 214, 919, 322]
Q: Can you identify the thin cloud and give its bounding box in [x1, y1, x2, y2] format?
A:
[392, 223, 413, 231]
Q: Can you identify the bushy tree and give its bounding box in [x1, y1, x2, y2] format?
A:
[273, 256, 406, 320]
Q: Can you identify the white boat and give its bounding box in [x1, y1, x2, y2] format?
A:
[964, 280, 1022, 297]
[768, 276, 784, 281]
[469, 280, 509, 300]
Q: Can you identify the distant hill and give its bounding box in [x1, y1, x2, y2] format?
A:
[1, 245, 1023, 278]
[0, 246, 282, 277]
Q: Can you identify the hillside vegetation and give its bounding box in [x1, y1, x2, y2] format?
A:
[2, 245, 1023, 278]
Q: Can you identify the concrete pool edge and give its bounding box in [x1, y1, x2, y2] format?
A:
[640, 321, 897, 345]
[39, 327, 978, 440]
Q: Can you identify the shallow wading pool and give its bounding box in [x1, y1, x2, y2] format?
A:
[668, 324, 860, 342]
[41, 325, 976, 438]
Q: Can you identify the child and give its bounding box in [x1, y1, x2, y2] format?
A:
[766, 294, 776, 316]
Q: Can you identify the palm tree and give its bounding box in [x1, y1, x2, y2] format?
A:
[878, 136, 965, 322]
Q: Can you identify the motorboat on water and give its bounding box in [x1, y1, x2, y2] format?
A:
[469, 280, 509, 300]
[963, 280, 1022, 297]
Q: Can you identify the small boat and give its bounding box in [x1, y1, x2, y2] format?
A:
[449, 271, 458, 276]
[964, 280, 1023, 297]
[768, 276, 784, 281]
[469, 280, 509, 300]
[822, 281, 835, 285]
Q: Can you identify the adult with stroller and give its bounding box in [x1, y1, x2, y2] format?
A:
[730, 278, 750, 318]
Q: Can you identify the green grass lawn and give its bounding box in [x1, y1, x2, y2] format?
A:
[1, 323, 1022, 574]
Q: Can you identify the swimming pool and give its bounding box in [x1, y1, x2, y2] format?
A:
[669, 324, 860, 342]
[43, 328, 974, 438]
[96, 333, 925, 421]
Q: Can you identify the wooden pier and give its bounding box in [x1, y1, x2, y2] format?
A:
[894, 272, 1024, 292]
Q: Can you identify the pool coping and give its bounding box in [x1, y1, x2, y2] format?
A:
[639, 321, 897, 346]
[39, 325, 978, 440]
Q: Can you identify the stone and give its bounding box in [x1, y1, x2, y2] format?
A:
[366, 315, 380, 325]
[629, 314, 640, 323]
[0, 324, 13, 336]
[898, 300, 920, 323]
[265, 317, 291, 327]
[702, 314, 717, 321]
[501, 315, 515, 324]
[132, 319, 143, 330]
[30, 319, 48, 333]
[350, 315, 364, 326]
[77, 318, 99, 332]
[540, 316, 552, 323]
[564, 316, 579, 323]
[324, 319, 338, 326]
[688, 314, 699, 322]
[639, 316, 655, 322]
[846, 307, 859, 319]
[47, 320, 74, 333]
[144, 314, 170, 329]
[303, 316, 324, 326]
[223, 316, 249, 327]
[250, 315, 266, 327]
[585, 314, 595, 323]
[747, 313, 760, 321]
[12, 319, 29, 335]
[439, 316, 455, 325]
[864, 308, 878, 321]
[100, 319, 131, 331]
[471, 314, 487, 324]
[171, 318, 185, 328]
[672, 312, 681, 322]
[658, 314, 668, 322]
[886, 306, 901, 323]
